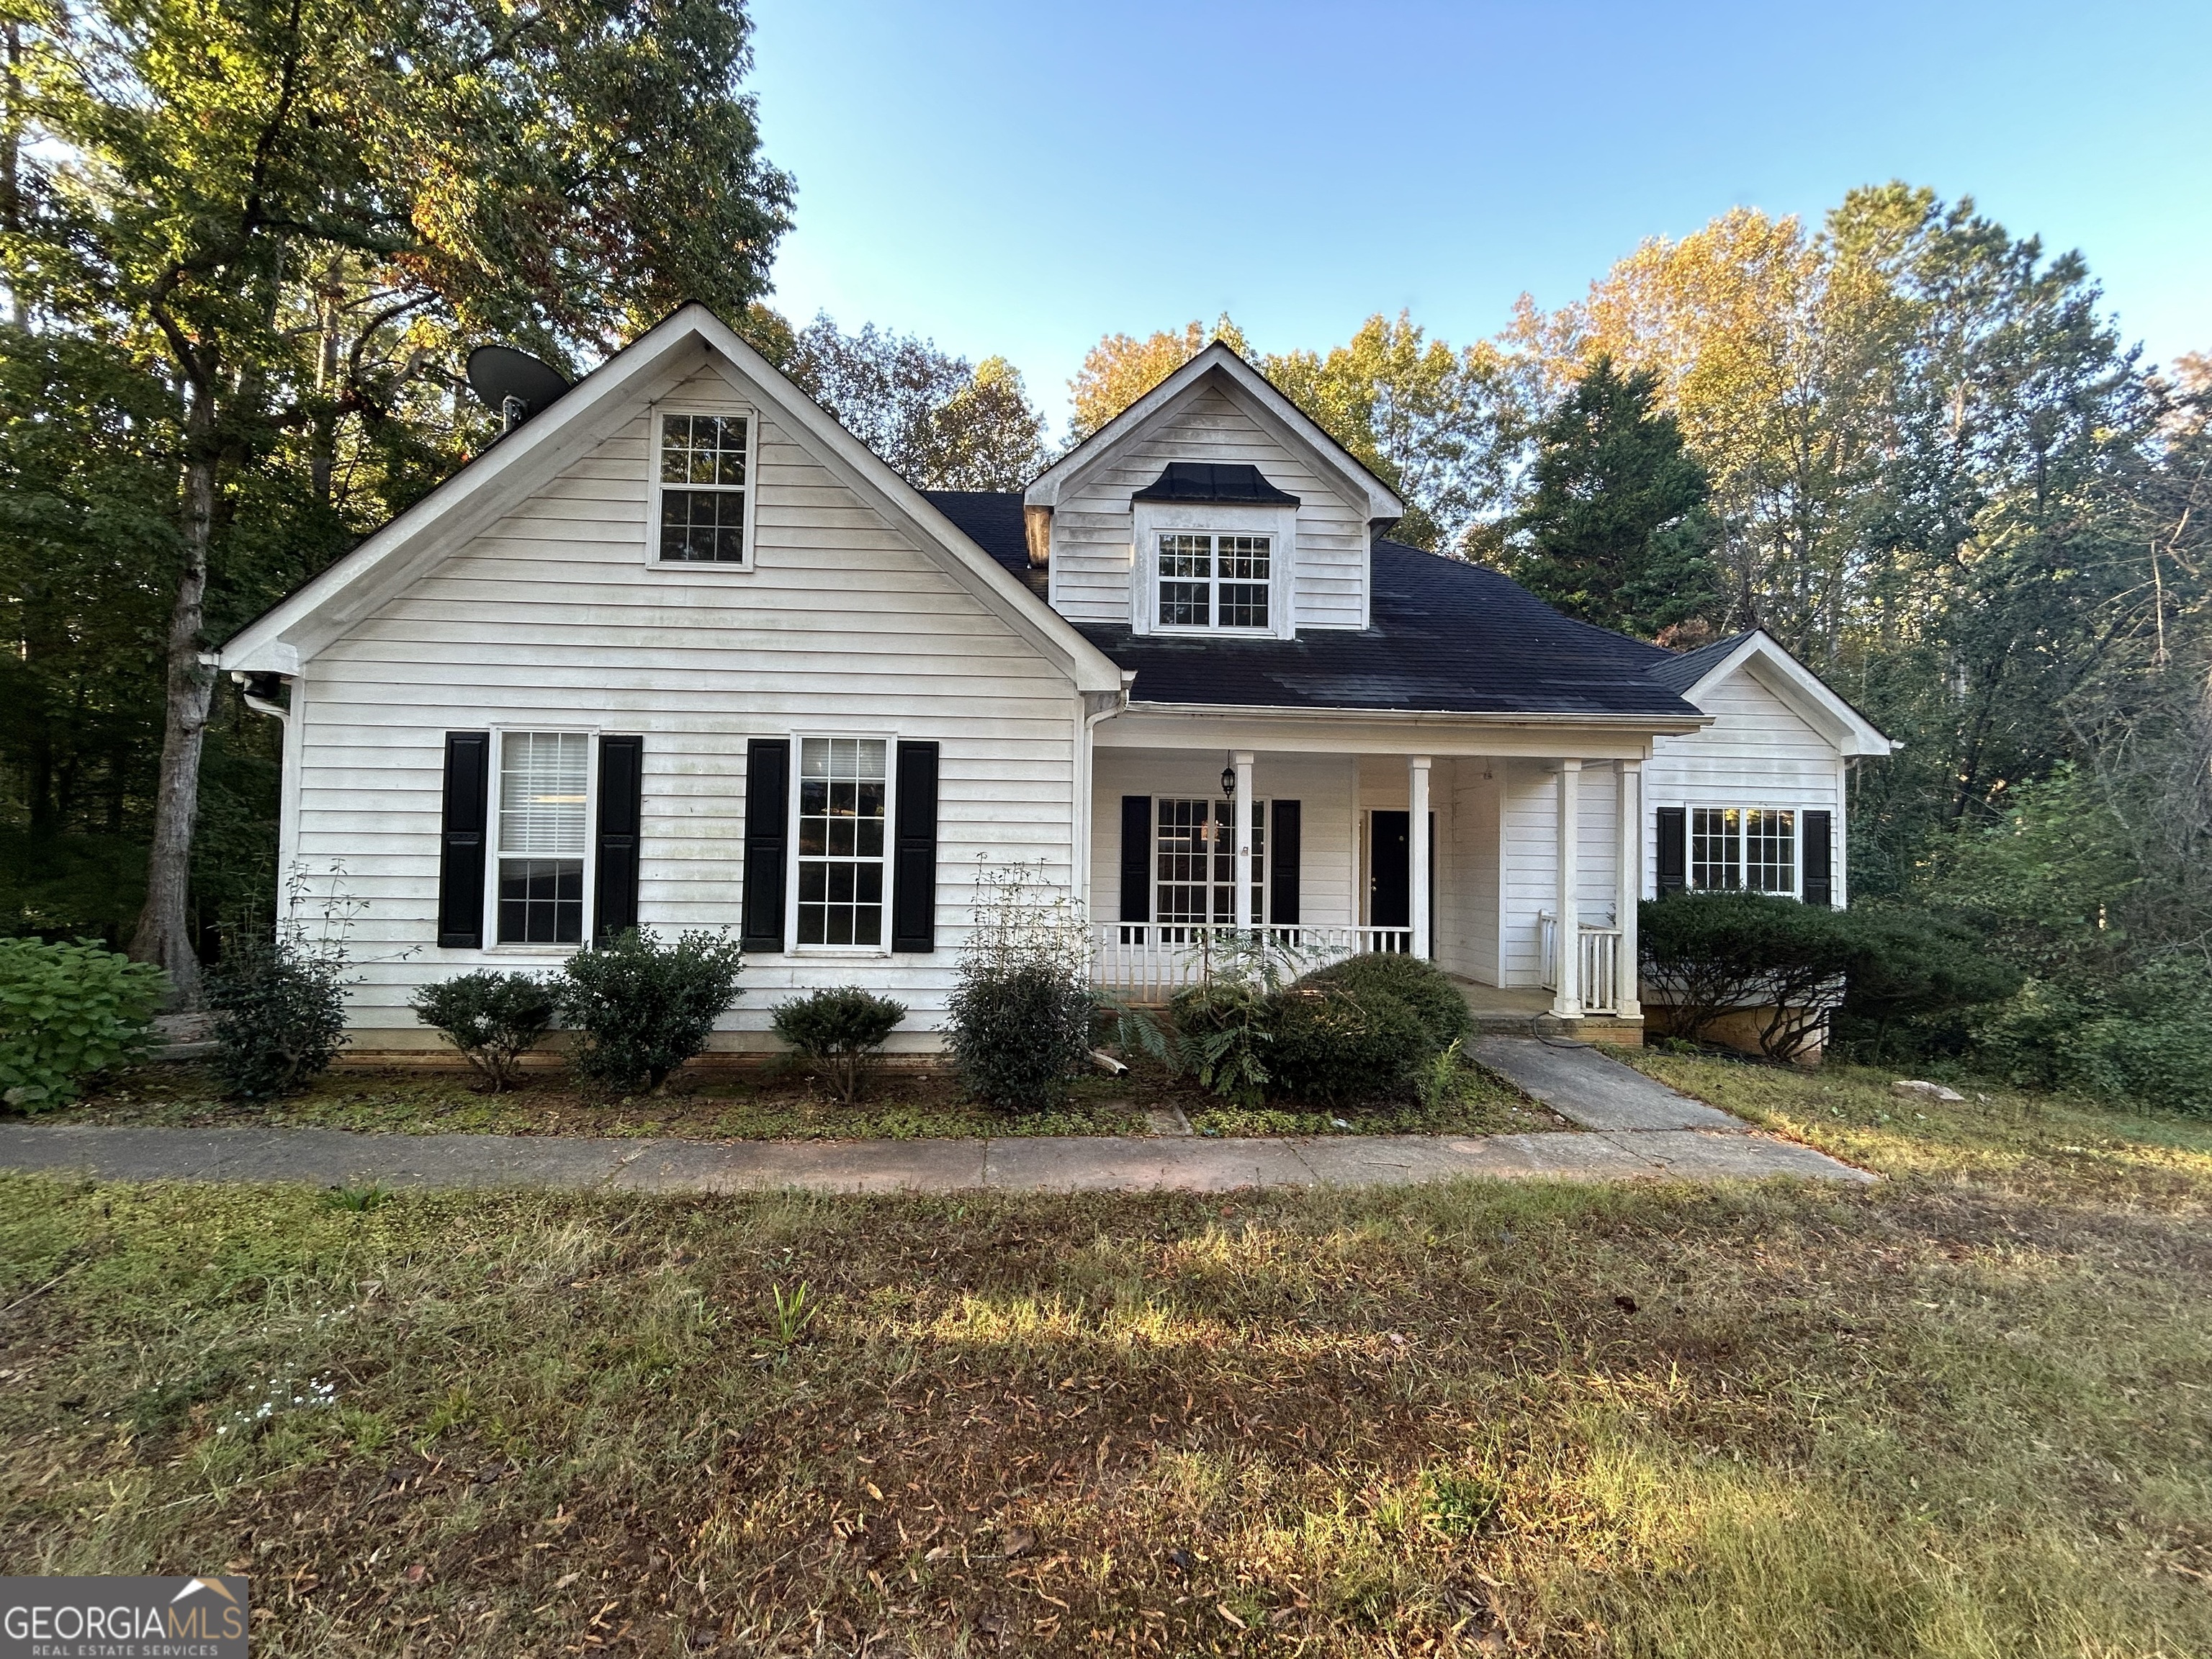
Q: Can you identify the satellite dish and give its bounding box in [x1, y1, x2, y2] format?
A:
[467, 345, 572, 431]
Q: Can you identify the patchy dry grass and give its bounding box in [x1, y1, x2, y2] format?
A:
[40, 1056, 1558, 1143]
[3, 1058, 2209, 1655]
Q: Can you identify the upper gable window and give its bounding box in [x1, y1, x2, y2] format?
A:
[1156, 532, 1272, 631]
[655, 411, 752, 565]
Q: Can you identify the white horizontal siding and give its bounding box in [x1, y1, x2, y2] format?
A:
[289, 356, 1082, 1050]
[1050, 379, 1370, 630]
[1643, 663, 1848, 902]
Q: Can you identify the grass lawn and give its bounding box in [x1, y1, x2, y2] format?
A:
[40, 1053, 1558, 1142]
[4, 1058, 2210, 1656]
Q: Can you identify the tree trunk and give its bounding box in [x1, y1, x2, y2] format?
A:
[130, 399, 218, 1006]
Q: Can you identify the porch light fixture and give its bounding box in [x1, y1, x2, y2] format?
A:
[1220, 763, 1236, 799]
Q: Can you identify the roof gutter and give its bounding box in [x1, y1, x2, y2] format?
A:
[1121, 699, 1715, 733]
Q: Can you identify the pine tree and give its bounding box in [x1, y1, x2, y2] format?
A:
[1508, 356, 1722, 637]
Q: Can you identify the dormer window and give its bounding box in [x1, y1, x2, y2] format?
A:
[1130, 462, 1299, 639]
[1158, 533, 1272, 630]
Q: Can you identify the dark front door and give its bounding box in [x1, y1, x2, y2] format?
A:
[1370, 811, 1411, 928]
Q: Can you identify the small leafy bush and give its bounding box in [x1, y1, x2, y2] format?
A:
[410, 970, 557, 1091]
[207, 932, 351, 1100]
[773, 985, 908, 1104]
[949, 960, 1095, 1113]
[0, 936, 166, 1110]
[557, 928, 745, 1092]
[1267, 981, 1431, 1106]
[1158, 930, 1313, 1107]
[946, 863, 1095, 1112]
[1305, 952, 1475, 1050]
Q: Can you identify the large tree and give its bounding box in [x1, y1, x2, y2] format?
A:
[1066, 318, 1248, 441]
[6, 0, 792, 1000]
[1506, 356, 1720, 636]
[781, 314, 1048, 489]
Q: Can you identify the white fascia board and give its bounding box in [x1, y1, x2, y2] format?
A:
[1024, 343, 1406, 521]
[1685, 631, 1897, 757]
[219, 304, 1124, 696]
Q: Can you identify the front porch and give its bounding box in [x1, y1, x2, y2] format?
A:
[1084, 741, 1647, 1038]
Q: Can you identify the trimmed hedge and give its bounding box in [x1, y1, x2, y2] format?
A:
[1266, 981, 1431, 1107]
[1303, 953, 1475, 1050]
[772, 985, 908, 1105]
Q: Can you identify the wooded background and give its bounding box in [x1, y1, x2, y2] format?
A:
[1, 0, 2204, 1096]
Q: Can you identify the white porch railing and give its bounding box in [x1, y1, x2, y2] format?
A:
[1089, 922, 1413, 1002]
[1539, 911, 1624, 1017]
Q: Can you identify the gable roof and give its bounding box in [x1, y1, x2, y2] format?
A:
[1651, 629, 1897, 755]
[1023, 341, 1406, 522]
[216, 305, 1125, 695]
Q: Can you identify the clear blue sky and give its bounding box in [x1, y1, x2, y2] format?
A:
[746, 0, 2211, 431]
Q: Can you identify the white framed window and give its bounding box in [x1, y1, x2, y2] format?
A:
[652, 409, 755, 567]
[493, 729, 594, 945]
[1154, 796, 1267, 935]
[792, 735, 892, 949]
[1155, 532, 1272, 631]
[1690, 806, 1798, 895]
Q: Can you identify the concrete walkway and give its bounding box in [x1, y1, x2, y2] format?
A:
[0, 1048, 1866, 1196]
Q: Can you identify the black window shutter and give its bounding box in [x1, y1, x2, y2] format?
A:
[1270, 799, 1301, 925]
[740, 738, 790, 953]
[891, 740, 940, 952]
[1656, 806, 1687, 896]
[1119, 796, 1151, 923]
[437, 732, 492, 948]
[593, 735, 643, 943]
[1802, 809, 1834, 907]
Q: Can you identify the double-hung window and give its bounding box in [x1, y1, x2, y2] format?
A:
[1154, 797, 1266, 935]
[496, 731, 590, 943]
[796, 737, 888, 946]
[1690, 807, 1797, 895]
[657, 412, 750, 564]
[1156, 533, 1270, 631]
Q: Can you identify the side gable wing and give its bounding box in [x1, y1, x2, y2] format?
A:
[1677, 632, 1897, 757]
[219, 305, 1124, 695]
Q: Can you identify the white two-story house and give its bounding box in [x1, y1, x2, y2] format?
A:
[217, 305, 1894, 1053]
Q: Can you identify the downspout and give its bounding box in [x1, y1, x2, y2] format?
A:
[228, 666, 303, 889]
[1071, 671, 1135, 930]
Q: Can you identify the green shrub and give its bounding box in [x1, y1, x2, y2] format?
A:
[1972, 958, 2212, 1116]
[1639, 892, 1856, 1062]
[557, 928, 745, 1092]
[772, 985, 908, 1104]
[948, 959, 1094, 1113]
[207, 932, 350, 1100]
[1832, 907, 2024, 1058]
[1267, 981, 1431, 1106]
[945, 863, 1095, 1113]
[410, 970, 557, 1091]
[0, 936, 166, 1109]
[1168, 975, 1277, 1108]
[1305, 952, 1474, 1049]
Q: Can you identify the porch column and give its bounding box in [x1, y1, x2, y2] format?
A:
[1408, 755, 1431, 958]
[1553, 760, 1581, 1018]
[1232, 750, 1256, 928]
[1616, 760, 1642, 1017]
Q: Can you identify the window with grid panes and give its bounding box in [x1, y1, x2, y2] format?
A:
[1153, 798, 1266, 936]
[795, 738, 888, 946]
[1154, 532, 1269, 630]
[1689, 806, 1797, 895]
[496, 731, 590, 943]
[657, 413, 748, 562]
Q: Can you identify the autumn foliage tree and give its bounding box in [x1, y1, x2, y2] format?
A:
[3, 0, 793, 1000]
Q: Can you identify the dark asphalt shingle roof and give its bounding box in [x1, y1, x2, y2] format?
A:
[1643, 631, 1752, 693]
[920, 491, 1709, 719]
